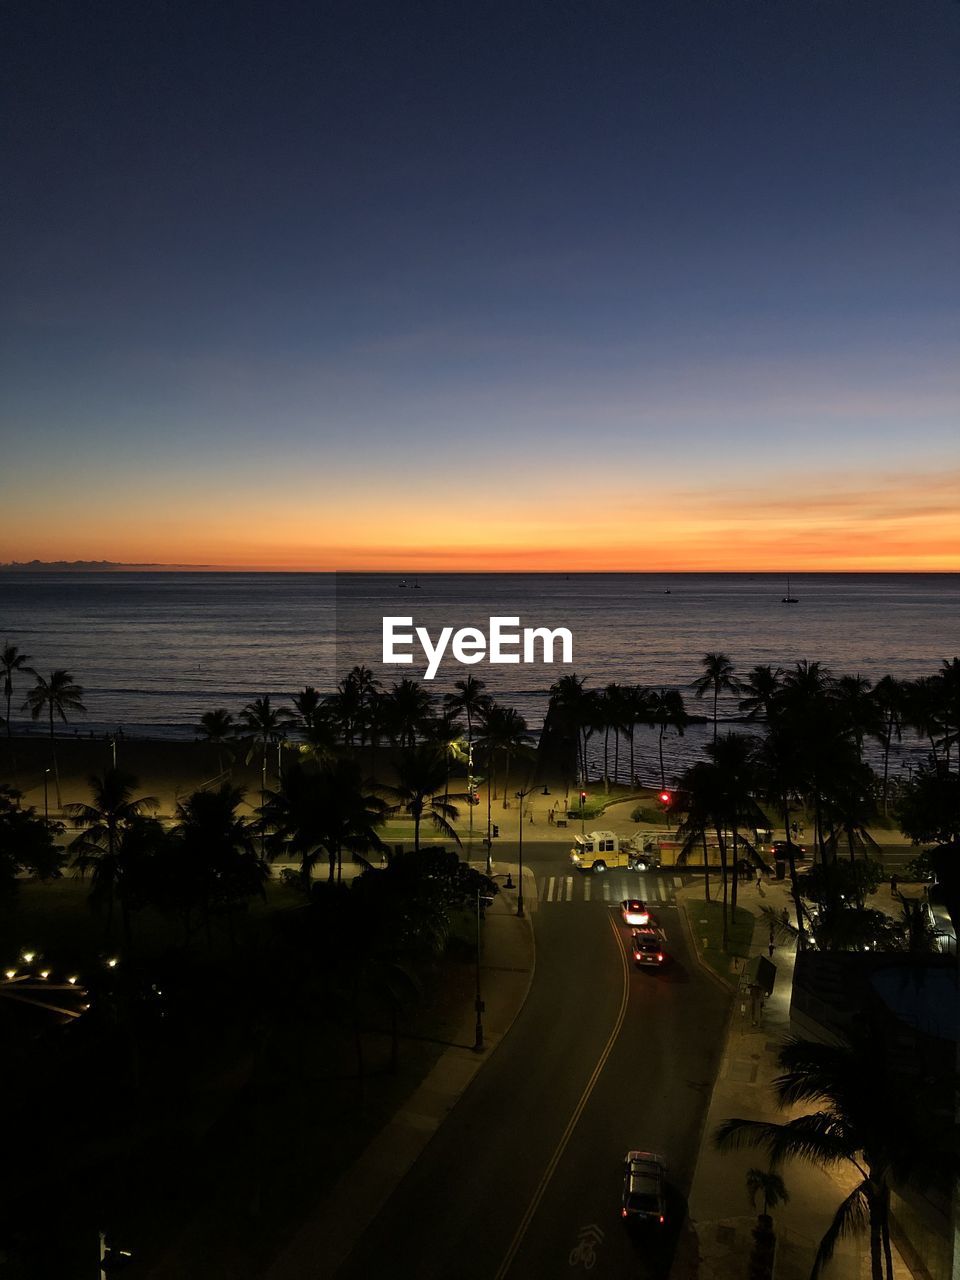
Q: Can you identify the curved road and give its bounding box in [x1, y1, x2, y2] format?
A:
[337, 846, 729, 1280]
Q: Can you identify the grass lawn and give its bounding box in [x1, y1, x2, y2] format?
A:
[687, 899, 756, 984]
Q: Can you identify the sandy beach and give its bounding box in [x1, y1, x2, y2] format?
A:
[2, 733, 268, 818]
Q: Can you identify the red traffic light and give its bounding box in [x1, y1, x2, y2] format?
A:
[659, 791, 671, 804]
[579, 791, 587, 802]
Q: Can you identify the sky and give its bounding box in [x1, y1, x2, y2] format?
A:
[2, 0, 958, 571]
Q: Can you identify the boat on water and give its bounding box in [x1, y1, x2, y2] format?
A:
[782, 577, 799, 604]
[398, 578, 407, 588]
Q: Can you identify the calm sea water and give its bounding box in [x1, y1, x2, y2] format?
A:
[2, 572, 956, 782]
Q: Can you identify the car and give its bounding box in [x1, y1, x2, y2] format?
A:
[621, 1151, 667, 1223]
[621, 899, 650, 926]
[768, 839, 807, 860]
[630, 930, 667, 967]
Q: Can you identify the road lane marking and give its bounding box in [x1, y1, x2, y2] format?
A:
[583, 878, 592, 902]
[565, 876, 573, 900]
[545, 876, 556, 902]
[493, 913, 630, 1280]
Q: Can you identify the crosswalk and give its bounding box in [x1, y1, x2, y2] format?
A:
[538, 872, 684, 905]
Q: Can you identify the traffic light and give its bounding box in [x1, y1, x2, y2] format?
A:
[579, 790, 587, 804]
[659, 791, 672, 806]
[492, 824, 500, 838]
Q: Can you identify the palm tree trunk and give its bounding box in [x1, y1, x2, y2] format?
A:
[731, 825, 739, 911]
[880, 1188, 895, 1280]
[868, 1197, 884, 1280]
[629, 729, 635, 787]
[881, 721, 892, 816]
[702, 831, 711, 901]
[502, 748, 512, 810]
[613, 729, 620, 787]
[603, 725, 610, 793]
[49, 703, 62, 807]
[658, 726, 666, 792]
[713, 686, 719, 743]
[716, 829, 729, 952]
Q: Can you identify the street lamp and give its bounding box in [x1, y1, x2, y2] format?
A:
[579, 788, 587, 836]
[467, 741, 475, 846]
[43, 768, 50, 828]
[515, 788, 531, 918]
[473, 887, 491, 1051]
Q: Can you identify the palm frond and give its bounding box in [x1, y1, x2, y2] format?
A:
[809, 1181, 870, 1280]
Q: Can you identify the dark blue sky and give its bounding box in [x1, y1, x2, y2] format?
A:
[2, 1, 958, 568]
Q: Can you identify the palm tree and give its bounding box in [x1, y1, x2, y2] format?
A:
[738, 665, 783, 722]
[382, 679, 433, 749]
[675, 759, 723, 910]
[646, 688, 689, 792]
[477, 703, 532, 810]
[264, 758, 388, 885]
[623, 685, 651, 787]
[745, 1165, 789, 1222]
[2, 643, 35, 738]
[870, 676, 904, 817]
[443, 674, 490, 799]
[715, 1032, 959, 1280]
[66, 769, 159, 945]
[196, 708, 236, 777]
[834, 674, 880, 766]
[692, 652, 741, 743]
[22, 669, 86, 805]
[238, 695, 297, 834]
[548, 673, 591, 785]
[382, 745, 470, 852]
[171, 783, 266, 942]
[752, 726, 809, 947]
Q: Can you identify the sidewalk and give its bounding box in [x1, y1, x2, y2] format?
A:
[264, 863, 536, 1280]
[674, 877, 916, 1280]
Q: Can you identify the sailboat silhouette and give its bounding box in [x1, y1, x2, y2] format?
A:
[782, 577, 799, 604]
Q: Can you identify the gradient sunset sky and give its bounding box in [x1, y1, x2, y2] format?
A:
[2, 1, 958, 571]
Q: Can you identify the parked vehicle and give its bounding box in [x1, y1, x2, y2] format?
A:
[621, 1151, 667, 1222]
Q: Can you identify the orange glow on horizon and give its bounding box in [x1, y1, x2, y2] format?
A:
[6, 466, 959, 573]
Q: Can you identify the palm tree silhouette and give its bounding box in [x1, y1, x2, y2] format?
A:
[737, 664, 783, 723]
[22, 669, 86, 806]
[2, 643, 35, 738]
[383, 679, 433, 749]
[264, 758, 387, 885]
[196, 708, 236, 777]
[383, 745, 469, 852]
[692, 652, 740, 743]
[239, 694, 296, 830]
[67, 769, 159, 945]
[870, 676, 905, 817]
[715, 1031, 959, 1280]
[646, 688, 689, 793]
[171, 783, 266, 943]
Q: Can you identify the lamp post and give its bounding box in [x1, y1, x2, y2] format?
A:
[43, 768, 50, 828]
[473, 888, 488, 1051]
[515, 788, 530, 918]
[580, 788, 586, 837]
[467, 741, 475, 846]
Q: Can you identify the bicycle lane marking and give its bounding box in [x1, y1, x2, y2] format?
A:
[493, 913, 630, 1280]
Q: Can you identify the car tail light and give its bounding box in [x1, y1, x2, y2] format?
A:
[621, 1208, 628, 1218]
[657, 953, 664, 962]
[659, 1214, 665, 1224]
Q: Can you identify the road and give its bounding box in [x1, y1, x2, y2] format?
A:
[336, 843, 730, 1280]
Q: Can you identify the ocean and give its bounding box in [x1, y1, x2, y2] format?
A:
[2, 572, 957, 783]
